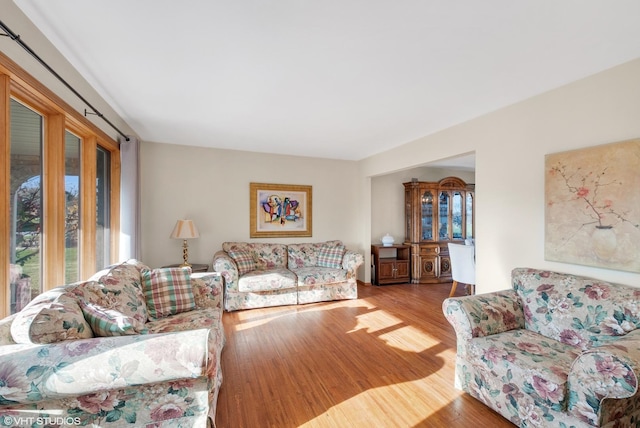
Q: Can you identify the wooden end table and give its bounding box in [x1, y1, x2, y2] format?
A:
[162, 263, 209, 273]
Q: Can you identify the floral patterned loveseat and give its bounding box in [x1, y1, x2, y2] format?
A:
[213, 240, 363, 311]
[443, 267, 640, 427]
[0, 260, 224, 427]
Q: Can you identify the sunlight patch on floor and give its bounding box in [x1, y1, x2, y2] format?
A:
[232, 300, 377, 331]
[234, 306, 297, 321]
[232, 309, 298, 331]
[350, 308, 403, 334]
[378, 324, 440, 353]
[299, 380, 466, 427]
[350, 308, 444, 354]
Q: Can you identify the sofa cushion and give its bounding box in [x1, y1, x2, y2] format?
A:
[251, 243, 288, 269]
[191, 274, 223, 310]
[287, 241, 351, 270]
[142, 267, 196, 320]
[468, 329, 582, 409]
[223, 242, 288, 269]
[229, 250, 256, 275]
[145, 307, 223, 334]
[10, 287, 94, 344]
[513, 268, 640, 351]
[238, 268, 297, 293]
[287, 243, 320, 269]
[317, 244, 345, 269]
[73, 280, 148, 332]
[84, 260, 149, 329]
[79, 300, 140, 336]
[293, 267, 348, 286]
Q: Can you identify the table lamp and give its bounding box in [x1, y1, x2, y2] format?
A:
[170, 219, 200, 267]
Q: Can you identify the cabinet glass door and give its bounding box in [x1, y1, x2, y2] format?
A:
[466, 192, 474, 239]
[421, 191, 433, 240]
[405, 188, 412, 242]
[438, 191, 449, 240]
[452, 191, 463, 239]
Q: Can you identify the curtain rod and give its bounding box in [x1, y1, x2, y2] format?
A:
[0, 19, 130, 142]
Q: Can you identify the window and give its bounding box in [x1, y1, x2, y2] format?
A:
[1, 54, 120, 317]
[65, 131, 81, 283]
[96, 146, 111, 271]
[9, 99, 43, 314]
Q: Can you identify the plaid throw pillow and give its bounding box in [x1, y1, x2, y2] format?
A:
[79, 300, 139, 336]
[229, 250, 256, 275]
[316, 244, 345, 269]
[142, 267, 196, 320]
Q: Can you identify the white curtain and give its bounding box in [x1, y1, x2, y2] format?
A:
[119, 136, 141, 260]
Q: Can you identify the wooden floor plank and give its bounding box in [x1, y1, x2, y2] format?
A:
[215, 282, 514, 427]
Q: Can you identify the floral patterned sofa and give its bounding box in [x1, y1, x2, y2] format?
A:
[443, 267, 640, 427]
[0, 260, 224, 427]
[213, 240, 363, 311]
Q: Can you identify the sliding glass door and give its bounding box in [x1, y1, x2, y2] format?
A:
[9, 99, 43, 313]
[1, 56, 120, 317]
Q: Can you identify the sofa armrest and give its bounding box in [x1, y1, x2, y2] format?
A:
[192, 272, 223, 309]
[213, 250, 239, 293]
[0, 329, 213, 405]
[342, 250, 364, 273]
[567, 331, 640, 425]
[442, 290, 525, 342]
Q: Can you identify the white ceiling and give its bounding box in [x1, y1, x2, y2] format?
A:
[13, 1, 640, 163]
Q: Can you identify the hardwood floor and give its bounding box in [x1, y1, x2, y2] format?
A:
[215, 282, 515, 428]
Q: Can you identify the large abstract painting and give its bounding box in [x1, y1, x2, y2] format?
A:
[250, 182, 312, 238]
[545, 139, 640, 272]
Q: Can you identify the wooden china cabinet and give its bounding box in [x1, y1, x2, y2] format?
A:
[404, 177, 474, 284]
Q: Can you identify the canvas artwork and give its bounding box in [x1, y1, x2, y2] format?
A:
[545, 139, 640, 272]
[250, 183, 312, 238]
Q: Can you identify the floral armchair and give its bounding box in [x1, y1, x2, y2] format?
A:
[443, 268, 640, 427]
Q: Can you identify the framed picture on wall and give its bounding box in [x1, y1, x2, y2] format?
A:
[250, 182, 312, 238]
[545, 138, 640, 272]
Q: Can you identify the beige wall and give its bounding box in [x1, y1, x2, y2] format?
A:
[140, 143, 362, 270]
[362, 58, 640, 291]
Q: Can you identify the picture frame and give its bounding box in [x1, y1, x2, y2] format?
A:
[545, 138, 640, 272]
[250, 182, 312, 238]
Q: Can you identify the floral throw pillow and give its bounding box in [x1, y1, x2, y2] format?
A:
[11, 288, 93, 344]
[317, 244, 345, 269]
[79, 300, 140, 336]
[142, 267, 196, 320]
[84, 261, 149, 328]
[229, 250, 256, 275]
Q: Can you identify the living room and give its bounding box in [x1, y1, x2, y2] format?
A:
[2, 2, 640, 427]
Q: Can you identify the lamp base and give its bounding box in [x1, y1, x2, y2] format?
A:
[180, 239, 191, 268]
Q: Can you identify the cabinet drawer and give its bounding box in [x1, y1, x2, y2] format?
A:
[419, 245, 446, 256]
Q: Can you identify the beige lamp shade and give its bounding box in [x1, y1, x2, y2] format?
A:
[170, 220, 200, 268]
[170, 219, 200, 240]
